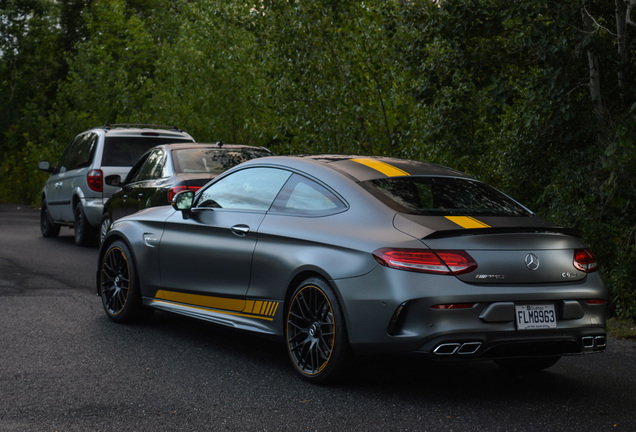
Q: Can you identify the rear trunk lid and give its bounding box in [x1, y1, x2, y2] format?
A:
[394, 213, 588, 284]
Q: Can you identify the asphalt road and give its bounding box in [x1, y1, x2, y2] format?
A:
[1, 204, 635, 431]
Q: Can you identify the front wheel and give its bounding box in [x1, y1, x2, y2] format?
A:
[494, 356, 561, 373]
[99, 240, 151, 323]
[285, 277, 350, 384]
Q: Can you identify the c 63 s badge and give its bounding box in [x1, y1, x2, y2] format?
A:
[475, 274, 505, 280]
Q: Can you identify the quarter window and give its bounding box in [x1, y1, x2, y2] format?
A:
[271, 174, 347, 216]
[132, 149, 166, 182]
[197, 167, 291, 211]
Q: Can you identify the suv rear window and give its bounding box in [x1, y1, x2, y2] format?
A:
[361, 177, 530, 217]
[101, 137, 193, 166]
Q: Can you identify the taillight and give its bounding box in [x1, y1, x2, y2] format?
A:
[573, 248, 598, 273]
[168, 185, 201, 202]
[87, 169, 103, 192]
[373, 248, 477, 275]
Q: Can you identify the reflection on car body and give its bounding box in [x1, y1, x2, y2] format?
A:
[97, 155, 606, 383]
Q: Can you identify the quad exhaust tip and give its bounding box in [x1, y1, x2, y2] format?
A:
[433, 342, 482, 356]
[582, 335, 606, 349]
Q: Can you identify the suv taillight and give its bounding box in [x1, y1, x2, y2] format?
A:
[87, 169, 103, 192]
[168, 185, 202, 202]
[573, 248, 598, 273]
[373, 248, 478, 275]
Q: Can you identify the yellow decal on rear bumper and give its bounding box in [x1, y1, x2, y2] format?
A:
[351, 158, 410, 177]
[445, 216, 491, 229]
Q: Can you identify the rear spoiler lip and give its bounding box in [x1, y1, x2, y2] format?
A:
[423, 226, 583, 240]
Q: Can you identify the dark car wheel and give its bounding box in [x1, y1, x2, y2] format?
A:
[285, 277, 350, 384]
[99, 240, 151, 323]
[99, 213, 111, 246]
[40, 201, 60, 238]
[74, 202, 96, 246]
[494, 356, 561, 373]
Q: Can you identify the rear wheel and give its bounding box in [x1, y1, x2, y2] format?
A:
[285, 277, 350, 384]
[494, 356, 561, 373]
[74, 202, 96, 246]
[99, 213, 111, 246]
[99, 240, 151, 323]
[40, 200, 60, 238]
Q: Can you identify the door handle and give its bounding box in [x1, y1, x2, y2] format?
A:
[54, 182, 63, 189]
[231, 225, 250, 237]
[138, 193, 144, 200]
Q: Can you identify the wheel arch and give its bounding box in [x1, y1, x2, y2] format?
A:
[96, 232, 139, 296]
[282, 269, 351, 341]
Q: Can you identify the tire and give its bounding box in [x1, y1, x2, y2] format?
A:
[99, 240, 151, 323]
[73, 202, 96, 246]
[99, 213, 112, 247]
[494, 356, 561, 373]
[285, 277, 350, 384]
[40, 201, 60, 238]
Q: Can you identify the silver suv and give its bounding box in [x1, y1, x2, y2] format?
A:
[38, 124, 195, 245]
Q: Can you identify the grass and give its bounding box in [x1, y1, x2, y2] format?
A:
[607, 318, 636, 339]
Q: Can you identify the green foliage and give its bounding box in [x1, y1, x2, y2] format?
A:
[0, 0, 634, 320]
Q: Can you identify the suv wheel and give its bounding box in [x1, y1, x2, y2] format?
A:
[40, 200, 61, 238]
[74, 202, 96, 246]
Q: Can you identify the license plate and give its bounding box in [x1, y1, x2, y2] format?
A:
[515, 304, 557, 330]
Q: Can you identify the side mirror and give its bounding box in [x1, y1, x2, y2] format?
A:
[38, 160, 56, 174]
[105, 174, 122, 187]
[171, 190, 195, 218]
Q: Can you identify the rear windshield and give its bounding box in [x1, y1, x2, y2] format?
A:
[361, 176, 530, 217]
[102, 137, 193, 166]
[172, 147, 272, 174]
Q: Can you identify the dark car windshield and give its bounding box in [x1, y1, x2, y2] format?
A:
[361, 176, 530, 217]
[172, 148, 272, 175]
[102, 137, 193, 167]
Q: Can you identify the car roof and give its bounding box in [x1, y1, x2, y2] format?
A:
[86, 124, 194, 140]
[243, 154, 473, 182]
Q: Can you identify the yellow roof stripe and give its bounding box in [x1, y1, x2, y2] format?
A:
[445, 216, 491, 229]
[351, 158, 410, 177]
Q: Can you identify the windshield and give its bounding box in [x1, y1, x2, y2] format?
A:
[361, 176, 530, 217]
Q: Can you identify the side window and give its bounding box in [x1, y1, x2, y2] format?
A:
[131, 149, 165, 182]
[63, 133, 97, 171]
[271, 174, 347, 216]
[197, 167, 291, 211]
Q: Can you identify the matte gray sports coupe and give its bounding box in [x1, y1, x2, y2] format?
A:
[97, 155, 607, 383]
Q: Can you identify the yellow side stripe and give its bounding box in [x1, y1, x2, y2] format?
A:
[156, 290, 279, 318]
[445, 216, 491, 229]
[351, 158, 410, 177]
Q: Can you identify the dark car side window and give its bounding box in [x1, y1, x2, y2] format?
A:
[270, 174, 347, 216]
[197, 167, 291, 211]
[56, 133, 97, 173]
[131, 149, 166, 182]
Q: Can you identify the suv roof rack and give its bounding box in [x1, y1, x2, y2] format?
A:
[101, 124, 184, 132]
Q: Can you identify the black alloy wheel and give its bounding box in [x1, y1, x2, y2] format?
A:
[286, 277, 350, 384]
[40, 201, 60, 238]
[99, 213, 111, 246]
[99, 240, 148, 323]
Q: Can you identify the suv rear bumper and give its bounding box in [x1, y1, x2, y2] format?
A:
[83, 197, 105, 228]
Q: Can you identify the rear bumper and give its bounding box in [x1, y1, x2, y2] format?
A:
[334, 266, 607, 359]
